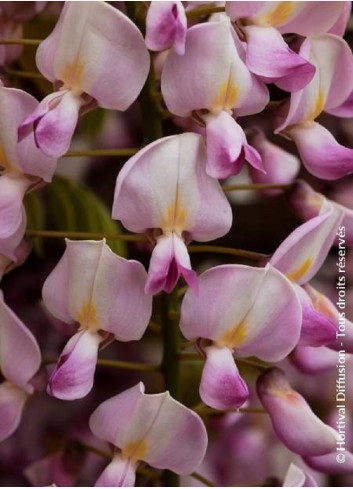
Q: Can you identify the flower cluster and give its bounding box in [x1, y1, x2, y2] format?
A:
[1, 1, 353, 487]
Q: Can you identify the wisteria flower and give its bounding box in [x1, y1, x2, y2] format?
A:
[113, 133, 232, 294]
[89, 382, 208, 486]
[0, 292, 41, 441]
[42, 239, 152, 400]
[161, 18, 268, 178]
[19, 1, 150, 158]
[180, 264, 302, 410]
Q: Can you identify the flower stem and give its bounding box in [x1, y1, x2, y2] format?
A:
[4, 67, 45, 79]
[0, 38, 41, 45]
[188, 245, 267, 261]
[161, 289, 181, 486]
[25, 230, 147, 242]
[191, 472, 217, 487]
[222, 182, 292, 192]
[43, 356, 159, 372]
[186, 5, 225, 19]
[63, 148, 138, 158]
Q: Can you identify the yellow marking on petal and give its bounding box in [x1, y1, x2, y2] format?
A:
[257, 2, 294, 27]
[217, 320, 247, 349]
[60, 60, 84, 93]
[0, 145, 13, 174]
[286, 257, 313, 282]
[76, 301, 98, 331]
[163, 200, 187, 234]
[212, 77, 238, 113]
[122, 439, 147, 462]
[306, 90, 326, 122]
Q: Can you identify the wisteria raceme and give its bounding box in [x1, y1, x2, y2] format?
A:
[0, 1, 353, 487]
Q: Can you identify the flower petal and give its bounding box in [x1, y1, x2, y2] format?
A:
[269, 201, 343, 284]
[291, 345, 339, 374]
[204, 111, 263, 179]
[90, 382, 208, 475]
[161, 19, 251, 116]
[200, 345, 249, 410]
[113, 133, 232, 241]
[257, 368, 339, 456]
[95, 454, 136, 488]
[283, 463, 318, 487]
[288, 122, 353, 180]
[244, 25, 315, 92]
[145, 1, 187, 55]
[42, 240, 152, 341]
[180, 264, 302, 362]
[145, 233, 197, 295]
[36, 2, 149, 110]
[249, 128, 300, 195]
[304, 451, 353, 475]
[0, 382, 28, 442]
[0, 293, 41, 390]
[47, 329, 100, 400]
[294, 284, 337, 348]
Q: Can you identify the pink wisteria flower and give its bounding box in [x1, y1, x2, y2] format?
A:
[161, 18, 268, 178]
[0, 292, 41, 442]
[113, 133, 232, 294]
[283, 463, 317, 487]
[257, 368, 339, 456]
[145, 1, 187, 54]
[89, 382, 208, 486]
[275, 34, 353, 179]
[180, 264, 302, 410]
[42, 240, 152, 400]
[19, 1, 150, 158]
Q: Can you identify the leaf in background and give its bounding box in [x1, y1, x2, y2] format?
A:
[23, 189, 45, 256]
[80, 107, 107, 140]
[46, 176, 127, 257]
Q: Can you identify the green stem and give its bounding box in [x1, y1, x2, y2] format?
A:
[222, 182, 292, 192]
[0, 38, 41, 46]
[161, 290, 181, 486]
[26, 230, 147, 242]
[63, 148, 138, 158]
[188, 245, 267, 261]
[43, 356, 159, 372]
[4, 67, 44, 79]
[186, 5, 225, 19]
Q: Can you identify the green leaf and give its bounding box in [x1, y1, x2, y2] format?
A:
[46, 176, 127, 257]
[23, 189, 45, 256]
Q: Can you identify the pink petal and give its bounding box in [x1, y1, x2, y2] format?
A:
[180, 264, 302, 362]
[90, 382, 208, 475]
[0, 293, 41, 390]
[20, 90, 83, 158]
[225, 2, 265, 20]
[244, 25, 315, 92]
[257, 368, 339, 456]
[200, 345, 249, 410]
[145, 233, 197, 295]
[47, 329, 101, 400]
[95, 454, 136, 488]
[326, 90, 353, 118]
[42, 240, 152, 341]
[269, 201, 344, 285]
[283, 463, 318, 487]
[328, 2, 352, 36]
[304, 451, 353, 475]
[294, 285, 337, 348]
[291, 345, 339, 374]
[161, 19, 251, 116]
[0, 382, 28, 442]
[113, 133, 232, 241]
[146, 1, 187, 55]
[249, 128, 300, 195]
[36, 2, 149, 110]
[289, 122, 353, 180]
[204, 111, 263, 179]
[0, 175, 30, 258]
